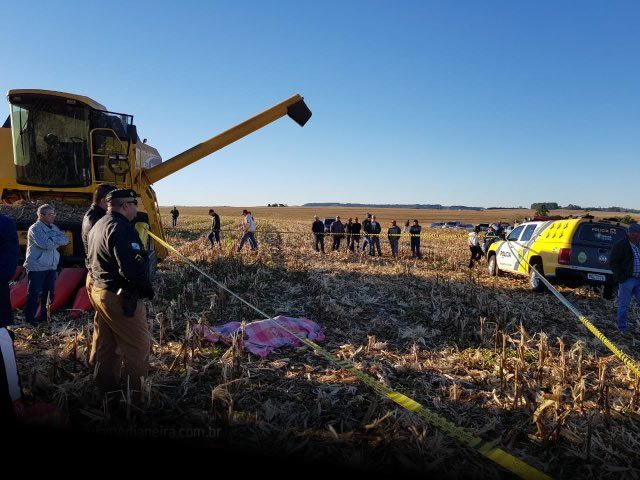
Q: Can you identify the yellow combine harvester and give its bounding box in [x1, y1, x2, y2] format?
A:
[0, 89, 311, 267]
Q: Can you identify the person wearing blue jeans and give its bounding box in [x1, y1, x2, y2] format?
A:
[616, 278, 640, 331]
[23, 205, 69, 325]
[25, 270, 57, 324]
[610, 223, 640, 336]
[238, 209, 258, 252]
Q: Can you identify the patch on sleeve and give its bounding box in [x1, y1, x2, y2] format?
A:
[131, 242, 141, 250]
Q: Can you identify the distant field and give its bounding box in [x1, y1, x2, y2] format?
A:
[160, 206, 640, 225]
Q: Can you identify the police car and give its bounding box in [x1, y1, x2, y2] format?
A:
[486, 217, 626, 297]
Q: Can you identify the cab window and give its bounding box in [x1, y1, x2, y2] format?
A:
[507, 225, 525, 241]
[519, 224, 537, 242]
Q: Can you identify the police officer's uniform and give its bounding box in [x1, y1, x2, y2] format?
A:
[86, 188, 154, 401]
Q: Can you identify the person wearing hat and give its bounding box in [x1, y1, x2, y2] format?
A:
[387, 220, 401, 258]
[23, 204, 69, 325]
[238, 209, 258, 252]
[610, 223, 640, 337]
[86, 188, 154, 404]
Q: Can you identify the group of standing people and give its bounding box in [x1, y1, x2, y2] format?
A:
[1, 184, 156, 420]
[205, 208, 259, 252]
[312, 214, 423, 258]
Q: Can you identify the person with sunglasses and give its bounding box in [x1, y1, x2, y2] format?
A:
[86, 188, 154, 406]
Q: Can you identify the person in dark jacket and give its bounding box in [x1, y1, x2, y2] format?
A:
[409, 219, 422, 259]
[362, 214, 372, 253]
[208, 209, 222, 247]
[388, 220, 401, 258]
[0, 214, 21, 422]
[312, 215, 325, 253]
[87, 189, 154, 403]
[170, 206, 179, 227]
[330, 216, 345, 251]
[81, 184, 117, 256]
[0, 214, 19, 329]
[369, 215, 382, 256]
[482, 224, 500, 254]
[610, 223, 640, 335]
[344, 218, 354, 251]
[350, 217, 362, 252]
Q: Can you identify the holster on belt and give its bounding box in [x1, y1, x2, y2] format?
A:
[117, 288, 139, 317]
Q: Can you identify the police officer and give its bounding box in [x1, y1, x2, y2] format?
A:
[86, 188, 154, 404]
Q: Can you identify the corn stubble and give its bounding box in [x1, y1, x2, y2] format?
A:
[11, 214, 640, 477]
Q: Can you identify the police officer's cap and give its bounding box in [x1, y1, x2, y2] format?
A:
[105, 188, 140, 204]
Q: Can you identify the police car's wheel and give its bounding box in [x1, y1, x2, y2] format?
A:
[529, 263, 546, 292]
[488, 255, 499, 276]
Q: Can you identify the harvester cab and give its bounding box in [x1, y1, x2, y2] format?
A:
[1, 89, 311, 267]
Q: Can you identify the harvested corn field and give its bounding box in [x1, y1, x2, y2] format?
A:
[11, 211, 640, 478]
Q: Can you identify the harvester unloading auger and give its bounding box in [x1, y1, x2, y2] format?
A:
[0, 89, 312, 318]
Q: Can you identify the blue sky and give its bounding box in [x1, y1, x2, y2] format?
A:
[2, 0, 638, 208]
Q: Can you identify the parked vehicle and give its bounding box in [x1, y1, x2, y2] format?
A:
[486, 216, 627, 297]
[323, 217, 336, 233]
[443, 221, 461, 229]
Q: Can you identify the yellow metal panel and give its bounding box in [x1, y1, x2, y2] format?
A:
[18, 230, 73, 256]
[0, 129, 12, 180]
[7, 89, 107, 111]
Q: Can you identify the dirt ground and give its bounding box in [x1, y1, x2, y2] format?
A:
[9, 213, 640, 478]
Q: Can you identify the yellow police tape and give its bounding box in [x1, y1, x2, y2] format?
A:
[505, 242, 640, 377]
[203, 229, 467, 239]
[147, 230, 551, 480]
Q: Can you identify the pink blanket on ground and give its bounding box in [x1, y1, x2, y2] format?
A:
[193, 316, 325, 357]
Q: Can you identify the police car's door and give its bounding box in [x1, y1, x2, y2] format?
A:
[496, 225, 525, 272]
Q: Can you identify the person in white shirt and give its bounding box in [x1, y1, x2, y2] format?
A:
[468, 225, 483, 268]
[238, 209, 258, 252]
